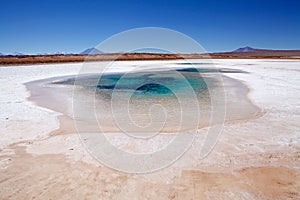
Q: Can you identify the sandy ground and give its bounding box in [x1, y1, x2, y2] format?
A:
[0, 59, 299, 199]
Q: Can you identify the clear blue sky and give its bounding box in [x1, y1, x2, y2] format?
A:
[0, 0, 299, 54]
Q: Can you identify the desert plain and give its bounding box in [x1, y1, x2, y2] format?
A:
[0, 59, 299, 199]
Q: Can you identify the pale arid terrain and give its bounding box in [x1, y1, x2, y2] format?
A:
[0, 59, 299, 199]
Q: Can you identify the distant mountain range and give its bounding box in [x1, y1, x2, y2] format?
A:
[0, 47, 299, 58]
[11, 52, 25, 56]
[1, 47, 300, 65]
[80, 48, 104, 55]
[0, 52, 24, 56]
[218, 46, 300, 57]
[79, 46, 300, 56]
[233, 46, 255, 52]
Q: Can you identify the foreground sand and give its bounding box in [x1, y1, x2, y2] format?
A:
[0, 59, 299, 199]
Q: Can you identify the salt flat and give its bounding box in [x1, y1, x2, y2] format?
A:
[0, 59, 299, 199]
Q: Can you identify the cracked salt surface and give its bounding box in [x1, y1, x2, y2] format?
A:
[1, 60, 299, 177]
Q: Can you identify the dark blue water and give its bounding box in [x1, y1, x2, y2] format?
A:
[57, 68, 212, 98]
